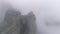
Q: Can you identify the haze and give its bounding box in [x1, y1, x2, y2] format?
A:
[1, 0, 60, 34]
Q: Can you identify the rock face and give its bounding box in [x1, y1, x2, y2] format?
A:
[1, 8, 21, 34]
[0, 5, 36, 34]
[20, 12, 36, 34]
[26, 12, 36, 34]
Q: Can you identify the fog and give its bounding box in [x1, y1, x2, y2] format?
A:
[1, 0, 60, 34]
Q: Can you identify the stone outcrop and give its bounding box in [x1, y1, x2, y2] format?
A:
[20, 12, 36, 34]
[0, 6, 36, 34]
[1, 8, 21, 34]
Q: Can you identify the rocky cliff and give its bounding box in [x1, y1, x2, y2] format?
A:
[0, 7, 36, 34]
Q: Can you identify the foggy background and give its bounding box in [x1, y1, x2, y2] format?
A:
[0, 0, 60, 34]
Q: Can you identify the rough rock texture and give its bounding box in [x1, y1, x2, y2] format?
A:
[1, 9, 21, 34]
[20, 12, 36, 34]
[0, 8, 36, 34]
[25, 12, 36, 34]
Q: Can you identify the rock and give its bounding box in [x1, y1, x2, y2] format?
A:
[1, 8, 21, 34]
[0, 3, 36, 34]
[20, 12, 36, 34]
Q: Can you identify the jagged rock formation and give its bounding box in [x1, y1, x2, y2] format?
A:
[0, 4, 36, 34]
[1, 8, 21, 34]
[20, 12, 36, 34]
[26, 12, 36, 34]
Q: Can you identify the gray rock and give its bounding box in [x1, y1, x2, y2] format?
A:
[1, 9, 21, 34]
[20, 12, 36, 34]
[0, 3, 36, 34]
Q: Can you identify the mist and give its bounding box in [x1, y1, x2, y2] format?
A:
[0, 0, 60, 34]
